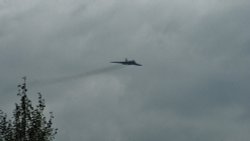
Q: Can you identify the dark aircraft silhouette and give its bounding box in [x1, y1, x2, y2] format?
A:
[111, 58, 142, 66]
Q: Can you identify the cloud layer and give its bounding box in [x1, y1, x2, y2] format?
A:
[1, 0, 250, 141]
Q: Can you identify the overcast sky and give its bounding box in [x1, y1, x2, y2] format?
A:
[1, 0, 250, 141]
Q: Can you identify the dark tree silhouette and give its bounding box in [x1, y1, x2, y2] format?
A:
[0, 77, 57, 141]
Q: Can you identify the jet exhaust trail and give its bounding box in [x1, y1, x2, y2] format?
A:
[3, 65, 125, 93]
[29, 65, 125, 87]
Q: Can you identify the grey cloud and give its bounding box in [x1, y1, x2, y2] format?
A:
[1, 0, 250, 141]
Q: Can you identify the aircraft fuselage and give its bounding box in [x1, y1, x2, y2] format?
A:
[111, 59, 142, 66]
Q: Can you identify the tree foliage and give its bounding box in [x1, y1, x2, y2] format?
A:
[0, 78, 57, 141]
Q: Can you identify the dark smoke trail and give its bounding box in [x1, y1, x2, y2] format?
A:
[2, 65, 125, 93]
[29, 65, 125, 88]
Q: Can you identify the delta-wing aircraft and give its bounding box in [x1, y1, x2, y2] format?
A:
[111, 58, 142, 66]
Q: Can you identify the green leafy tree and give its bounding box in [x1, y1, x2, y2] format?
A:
[0, 77, 57, 141]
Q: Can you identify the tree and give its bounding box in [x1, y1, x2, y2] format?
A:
[0, 77, 57, 141]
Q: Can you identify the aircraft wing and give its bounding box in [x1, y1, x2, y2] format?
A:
[134, 63, 142, 66]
